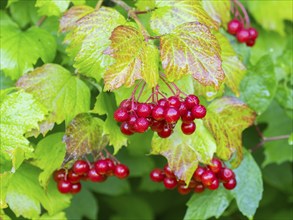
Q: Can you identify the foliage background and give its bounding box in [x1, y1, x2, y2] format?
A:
[0, 0, 292, 220]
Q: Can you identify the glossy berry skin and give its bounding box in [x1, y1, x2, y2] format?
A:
[158, 99, 169, 108]
[73, 160, 90, 176]
[184, 95, 199, 109]
[150, 120, 165, 132]
[163, 177, 177, 189]
[119, 99, 131, 110]
[164, 107, 180, 123]
[150, 168, 165, 182]
[53, 169, 66, 182]
[57, 180, 72, 194]
[248, 27, 258, 40]
[128, 115, 137, 127]
[71, 182, 82, 194]
[133, 117, 149, 133]
[236, 29, 250, 43]
[191, 105, 206, 119]
[114, 108, 129, 122]
[164, 165, 176, 178]
[201, 170, 216, 186]
[208, 158, 222, 174]
[168, 96, 181, 109]
[194, 182, 205, 193]
[114, 164, 129, 179]
[178, 184, 192, 195]
[105, 158, 116, 175]
[188, 179, 197, 189]
[157, 126, 172, 138]
[178, 102, 188, 116]
[152, 106, 165, 121]
[87, 168, 107, 182]
[246, 39, 255, 47]
[181, 110, 195, 123]
[193, 166, 206, 182]
[207, 178, 219, 190]
[223, 178, 237, 190]
[120, 122, 134, 135]
[181, 122, 196, 135]
[136, 103, 151, 118]
[227, 19, 243, 35]
[67, 169, 81, 183]
[219, 168, 235, 182]
[94, 159, 109, 175]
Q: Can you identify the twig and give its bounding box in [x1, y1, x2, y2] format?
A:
[36, 16, 46, 27]
[250, 134, 290, 152]
[95, 0, 104, 9]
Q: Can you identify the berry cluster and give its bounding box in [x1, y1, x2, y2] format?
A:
[227, 19, 258, 47]
[150, 158, 236, 195]
[53, 159, 129, 194]
[114, 94, 206, 138]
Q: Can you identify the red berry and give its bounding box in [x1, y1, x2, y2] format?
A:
[168, 96, 181, 109]
[119, 99, 131, 110]
[208, 158, 222, 174]
[136, 103, 151, 118]
[201, 170, 216, 186]
[151, 120, 165, 132]
[158, 98, 169, 108]
[178, 102, 188, 116]
[94, 159, 109, 175]
[67, 169, 81, 183]
[57, 180, 72, 193]
[246, 39, 255, 47]
[194, 182, 205, 193]
[219, 168, 235, 182]
[236, 29, 250, 43]
[133, 117, 149, 133]
[223, 178, 237, 190]
[87, 168, 107, 182]
[188, 179, 197, 189]
[163, 177, 177, 189]
[150, 168, 165, 182]
[207, 178, 219, 190]
[248, 27, 258, 40]
[114, 164, 129, 179]
[114, 108, 129, 122]
[128, 115, 137, 127]
[157, 125, 172, 138]
[193, 166, 206, 182]
[178, 184, 192, 195]
[181, 110, 195, 123]
[152, 106, 165, 121]
[164, 165, 176, 178]
[191, 105, 206, 119]
[184, 95, 199, 109]
[73, 160, 90, 176]
[164, 107, 180, 123]
[71, 182, 82, 194]
[53, 169, 66, 182]
[227, 19, 243, 35]
[181, 122, 196, 135]
[120, 122, 134, 135]
[105, 158, 116, 176]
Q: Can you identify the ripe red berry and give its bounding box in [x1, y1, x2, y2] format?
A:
[236, 29, 250, 43]
[208, 158, 222, 174]
[136, 103, 151, 118]
[181, 122, 196, 135]
[207, 178, 219, 190]
[223, 178, 237, 190]
[53, 169, 66, 182]
[163, 177, 177, 189]
[114, 164, 129, 179]
[181, 110, 195, 123]
[119, 99, 131, 110]
[57, 180, 72, 193]
[120, 122, 134, 135]
[201, 170, 216, 186]
[246, 39, 255, 47]
[168, 96, 181, 109]
[150, 168, 165, 182]
[94, 159, 109, 175]
[152, 106, 165, 121]
[227, 19, 243, 35]
[193, 166, 206, 182]
[114, 108, 129, 122]
[219, 168, 235, 182]
[178, 184, 192, 195]
[188, 179, 197, 189]
[71, 182, 82, 194]
[163, 165, 176, 178]
[184, 95, 199, 109]
[67, 169, 81, 183]
[164, 107, 180, 123]
[158, 98, 169, 108]
[194, 182, 205, 193]
[105, 158, 116, 176]
[133, 117, 149, 133]
[191, 105, 206, 119]
[87, 168, 107, 182]
[151, 120, 165, 132]
[178, 102, 188, 116]
[73, 160, 90, 176]
[128, 115, 137, 127]
[157, 125, 172, 138]
[248, 27, 258, 40]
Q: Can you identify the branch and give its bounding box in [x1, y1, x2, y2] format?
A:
[36, 16, 46, 27]
[250, 134, 290, 152]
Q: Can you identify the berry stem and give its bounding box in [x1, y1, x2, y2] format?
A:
[134, 8, 156, 14]
[159, 75, 176, 95]
[95, 0, 104, 9]
[137, 82, 146, 101]
[233, 0, 250, 28]
[36, 16, 46, 27]
[250, 134, 291, 152]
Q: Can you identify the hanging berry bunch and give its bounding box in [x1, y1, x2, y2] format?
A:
[227, 0, 258, 46]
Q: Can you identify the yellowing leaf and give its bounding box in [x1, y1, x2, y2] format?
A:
[104, 25, 159, 90]
[151, 120, 216, 184]
[204, 97, 256, 167]
[63, 113, 109, 160]
[150, 0, 217, 35]
[202, 0, 231, 27]
[35, 0, 70, 17]
[215, 32, 246, 96]
[135, 0, 156, 11]
[193, 80, 224, 101]
[160, 22, 225, 88]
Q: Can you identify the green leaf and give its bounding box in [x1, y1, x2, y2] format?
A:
[104, 25, 159, 90]
[258, 101, 293, 166]
[150, 0, 217, 35]
[160, 22, 224, 88]
[289, 133, 293, 145]
[35, 0, 70, 17]
[16, 64, 90, 129]
[0, 71, 15, 89]
[135, 0, 155, 11]
[184, 187, 233, 220]
[63, 7, 127, 82]
[0, 13, 56, 80]
[38, 212, 66, 220]
[63, 113, 108, 161]
[194, 80, 224, 101]
[93, 92, 127, 153]
[240, 55, 277, 115]
[32, 133, 66, 188]
[151, 120, 216, 184]
[0, 172, 12, 208]
[202, 0, 231, 27]
[0, 89, 47, 170]
[66, 187, 98, 220]
[232, 150, 263, 219]
[204, 97, 256, 167]
[247, 1, 293, 35]
[71, 0, 86, 5]
[215, 32, 246, 96]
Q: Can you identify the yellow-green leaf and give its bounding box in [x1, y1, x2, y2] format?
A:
[193, 80, 224, 101]
[202, 0, 231, 27]
[35, 0, 70, 17]
[104, 25, 159, 91]
[160, 22, 225, 88]
[135, 0, 155, 11]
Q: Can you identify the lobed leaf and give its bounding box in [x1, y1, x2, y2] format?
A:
[35, 0, 70, 17]
[150, 0, 217, 35]
[202, 0, 231, 27]
[193, 80, 224, 101]
[204, 97, 256, 167]
[160, 22, 225, 87]
[104, 25, 159, 90]
[135, 0, 156, 11]
[151, 120, 216, 184]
